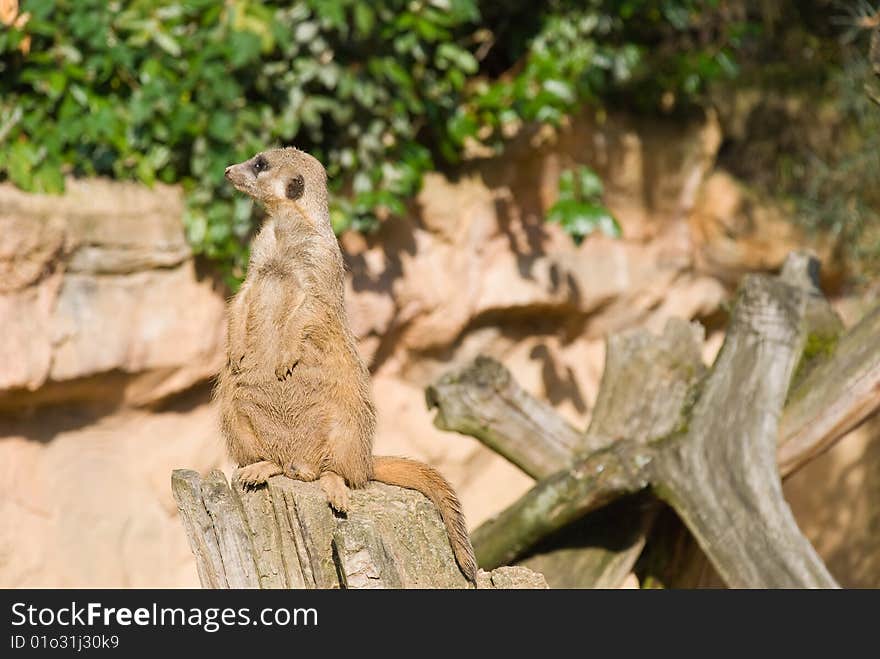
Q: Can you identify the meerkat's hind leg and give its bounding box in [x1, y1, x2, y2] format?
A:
[319, 471, 350, 514]
[236, 461, 284, 488]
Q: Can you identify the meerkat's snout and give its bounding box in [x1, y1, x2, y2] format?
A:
[225, 160, 257, 198]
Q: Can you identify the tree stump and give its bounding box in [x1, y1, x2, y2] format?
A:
[171, 469, 547, 589]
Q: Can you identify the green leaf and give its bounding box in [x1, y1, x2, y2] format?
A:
[557, 170, 576, 201]
[547, 199, 620, 244]
[596, 211, 622, 238]
[7, 141, 36, 190]
[353, 4, 375, 37]
[447, 110, 478, 144]
[577, 166, 604, 199]
[542, 79, 575, 105]
[152, 31, 181, 57]
[228, 31, 262, 67]
[32, 164, 66, 194]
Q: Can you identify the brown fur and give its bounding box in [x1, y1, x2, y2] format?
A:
[214, 147, 477, 583]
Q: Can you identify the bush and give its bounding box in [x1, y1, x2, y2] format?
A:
[1, 0, 747, 285]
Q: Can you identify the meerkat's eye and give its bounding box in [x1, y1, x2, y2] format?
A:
[252, 155, 269, 174]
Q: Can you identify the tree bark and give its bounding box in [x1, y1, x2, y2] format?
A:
[470, 440, 653, 569]
[649, 275, 837, 588]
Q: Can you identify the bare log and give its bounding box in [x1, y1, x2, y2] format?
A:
[650, 275, 837, 588]
[172, 469, 547, 589]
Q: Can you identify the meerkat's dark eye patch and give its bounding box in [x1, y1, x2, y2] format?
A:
[252, 155, 269, 174]
[286, 174, 305, 200]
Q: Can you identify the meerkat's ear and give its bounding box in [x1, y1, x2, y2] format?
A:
[286, 175, 305, 200]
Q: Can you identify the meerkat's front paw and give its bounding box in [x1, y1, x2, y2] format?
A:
[284, 462, 318, 482]
[229, 353, 245, 374]
[319, 472, 350, 514]
[236, 461, 283, 488]
[274, 353, 300, 380]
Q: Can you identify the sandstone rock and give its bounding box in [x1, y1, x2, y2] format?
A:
[343, 110, 727, 365]
[688, 170, 806, 283]
[785, 416, 880, 588]
[0, 179, 225, 407]
[0, 401, 229, 587]
[0, 179, 191, 280]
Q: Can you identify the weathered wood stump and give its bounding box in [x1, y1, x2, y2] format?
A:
[172, 469, 547, 589]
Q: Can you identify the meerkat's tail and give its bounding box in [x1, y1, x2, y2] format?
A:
[372, 456, 477, 584]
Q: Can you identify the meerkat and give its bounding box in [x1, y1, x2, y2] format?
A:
[214, 146, 477, 583]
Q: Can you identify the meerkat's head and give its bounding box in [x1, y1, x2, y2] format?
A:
[225, 147, 329, 222]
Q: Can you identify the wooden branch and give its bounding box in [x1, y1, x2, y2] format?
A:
[172, 469, 547, 589]
[470, 440, 652, 569]
[518, 496, 659, 589]
[426, 318, 706, 477]
[426, 356, 581, 479]
[779, 303, 880, 475]
[650, 275, 838, 588]
[444, 301, 879, 576]
[780, 252, 845, 388]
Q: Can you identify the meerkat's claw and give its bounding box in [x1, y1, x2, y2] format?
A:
[319, 472, 350, 514]
[274, 359, 299, 381]
[235, 461, 283, 488]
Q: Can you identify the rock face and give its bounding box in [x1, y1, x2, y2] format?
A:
[0, 108, 873, 587]
[0, 398, 228, 587]
[0, 179, 226, 409]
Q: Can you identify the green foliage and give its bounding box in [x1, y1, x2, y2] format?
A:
[0, 0, 751, 286]
[789, 55, 880, 275]
[712, 2, 880, 278]
[446, 6, 640, 157]
[546, 166, 620, 244]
